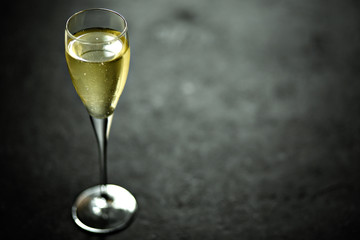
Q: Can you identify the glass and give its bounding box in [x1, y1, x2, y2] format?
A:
[65, 8, 137, 233]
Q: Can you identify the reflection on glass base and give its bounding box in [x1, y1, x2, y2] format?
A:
[72, 184, 137, 233]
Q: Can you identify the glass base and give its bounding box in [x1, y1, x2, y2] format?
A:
[72, 184, 137, 233]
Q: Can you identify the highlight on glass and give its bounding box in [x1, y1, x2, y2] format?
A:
[65, 8, 137, 233]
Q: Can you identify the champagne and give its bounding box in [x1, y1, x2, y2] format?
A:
[65, 28, 130, 118]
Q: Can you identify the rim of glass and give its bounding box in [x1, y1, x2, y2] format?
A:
[65, 8, 128, 43]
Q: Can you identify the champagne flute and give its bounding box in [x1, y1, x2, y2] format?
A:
[65, 8, 137, 233]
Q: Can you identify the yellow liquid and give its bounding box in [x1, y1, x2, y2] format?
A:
[65, 28, 130, 118]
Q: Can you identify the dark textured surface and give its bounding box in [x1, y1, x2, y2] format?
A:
[1, 0, 360, 239]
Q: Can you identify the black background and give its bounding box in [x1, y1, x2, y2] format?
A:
[1, 0, 360, 239]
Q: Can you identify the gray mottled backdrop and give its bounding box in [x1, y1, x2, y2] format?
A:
[1, 0, 360, 239]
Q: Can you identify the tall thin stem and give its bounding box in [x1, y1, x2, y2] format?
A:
[90, 115, 113, 196]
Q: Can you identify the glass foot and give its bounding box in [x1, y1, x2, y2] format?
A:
[72, 184, 137, 233]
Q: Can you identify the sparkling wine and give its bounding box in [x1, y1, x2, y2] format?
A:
[65, 28, 130, 118]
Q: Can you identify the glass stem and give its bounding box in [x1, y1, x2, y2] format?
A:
[90, 115, 113, 197]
